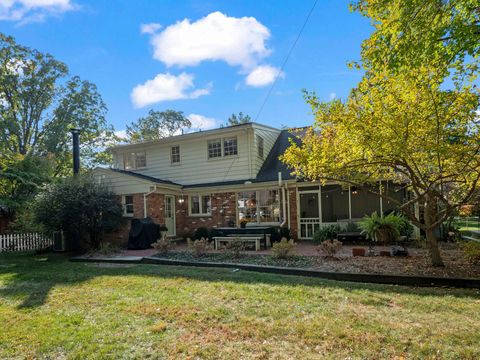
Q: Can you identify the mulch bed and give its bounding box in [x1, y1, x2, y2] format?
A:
[154, 247, 480, 279]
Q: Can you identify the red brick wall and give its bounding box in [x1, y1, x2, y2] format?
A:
[175, 192, 237, 238]
[146, 193, 165, 225]
[288, 187, 298, 240]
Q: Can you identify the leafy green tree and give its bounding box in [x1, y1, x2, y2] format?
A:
[226, 112, 252, 126]
[282, 67, 480, 266]
[0, 154, 54, 212]
[126, 109, 191, 143]
[33, 176, 123, 250]
[351, 0, 479, 77]
[0, 33, 115, 175]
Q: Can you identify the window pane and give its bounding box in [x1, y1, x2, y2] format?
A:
[202, 196, 211, 214]
[258, 190, 280, 222]
[223, 137, 238, 156]
[171, 146, 180, 163]
[351, 185, 381, 219]
[321, 185, 349, 222]
[124, 153, 134, 170]
[208, 139, 222, 158]
[237, 191, 257, 222]
[124, 195, 134, 214]
[191, 196, 200, 214]
[257, 135, 264, 159]
[135, 152, 146, 168]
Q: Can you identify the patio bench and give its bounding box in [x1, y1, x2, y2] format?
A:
[226, 233, 271, 247]
[213, 236, 264, 251]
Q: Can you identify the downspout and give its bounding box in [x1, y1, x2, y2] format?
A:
[143, 186, 157, 218]
[286, 182, 291, 229]
[279, 172, 287, 227]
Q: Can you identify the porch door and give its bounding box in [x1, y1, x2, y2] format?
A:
[164, 195, 176, 236]
[299, 191, 320, 239]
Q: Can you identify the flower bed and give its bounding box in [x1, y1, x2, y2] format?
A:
[154, 249, 480, 279]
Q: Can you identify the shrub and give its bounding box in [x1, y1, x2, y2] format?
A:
[271, 237, 296, 259]
[358, 212, 401, 244]
[318, 239, 343, 258]
[345, 222, 360, 232]
[194, 227, 210, 240]
[90, 242, 120, 256]
[224, 237, 245, 258]
[152, 237, 173, 255]
[33, 176, 123, 250]
[188, 237, 211, 257]
[312, 225, 340, 244]
[463, 241, 480, 265]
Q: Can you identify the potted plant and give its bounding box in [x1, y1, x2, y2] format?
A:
[159, 224, 168, 240]
[240, 218, 249, 229]
[359, 212, 400, 244]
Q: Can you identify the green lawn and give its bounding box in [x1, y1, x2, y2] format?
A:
[1, 254, 480, 359]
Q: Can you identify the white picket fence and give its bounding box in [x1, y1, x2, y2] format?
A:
[0, 233, 53, 253]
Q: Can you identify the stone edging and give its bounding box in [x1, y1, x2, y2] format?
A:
[70, 256, 480, 289]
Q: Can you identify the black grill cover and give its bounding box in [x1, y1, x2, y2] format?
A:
[127, 217, 160, 250]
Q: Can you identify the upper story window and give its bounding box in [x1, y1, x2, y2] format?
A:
[171, 145, 180, 164]
[223, 137, 238, 156]
[190, 195, 211, 216]
[208, 136, 238, 159]
[124, 152, 146, 170]
[208, 139, 222, 159]
[123, 195, 134, 216]
[257, 135, 264, 159]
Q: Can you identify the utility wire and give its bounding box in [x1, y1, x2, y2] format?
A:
[254, 0, 319, 122]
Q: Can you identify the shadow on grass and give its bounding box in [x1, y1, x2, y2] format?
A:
[0, 252, 479, 309]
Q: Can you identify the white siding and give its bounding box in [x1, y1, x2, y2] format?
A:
[93, 168, 152, 194]
[113, 128, 255, 185]
[252, 126, 281, 174]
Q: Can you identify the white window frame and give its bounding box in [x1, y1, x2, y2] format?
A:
[207, 139, 222, 159]
[237, 189, 281, 225]
[171, 145, 180, 165]
[124, 152, 146, 170]
[207, 136, 238, 159]
[122, 194, 134, 217]
[223, 137, 238, 156]
[189, 194, 212, 216]
[257, 135, 264, 159]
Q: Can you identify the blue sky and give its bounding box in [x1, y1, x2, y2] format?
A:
[1, 0, 372, 133]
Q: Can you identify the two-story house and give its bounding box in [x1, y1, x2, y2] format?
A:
[94, 122, 407, 240]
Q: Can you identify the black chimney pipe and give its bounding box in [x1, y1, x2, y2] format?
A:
[70, 128, 80, 176]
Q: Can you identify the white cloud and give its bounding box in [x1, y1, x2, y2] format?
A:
[245, 65, 284, 87]
[329, 92, 337, 100]
[149, 11, 271, 69]
[187, 114, 218, 131]
[131, 72, 211, 108]
[0, 0, 75, 23]
[140, 22, 161, 34]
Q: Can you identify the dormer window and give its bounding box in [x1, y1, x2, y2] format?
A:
[223, 137, 238, 156]
[208, 139, 222, 158]
[257, 135, 264, 159]
[124, 152, 146, 170]
[171, 145, 180, 164]
[208, 136, 238, 159]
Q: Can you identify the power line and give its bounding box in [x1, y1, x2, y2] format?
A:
[254, 0, 319, 122]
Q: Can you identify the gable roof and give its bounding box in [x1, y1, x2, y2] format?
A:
[255, 130, 300, 182]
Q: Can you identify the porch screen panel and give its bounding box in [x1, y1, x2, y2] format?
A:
[382, 182, 406, 214]
[238, 191, 257, 223]
[258, 190, 280, 223]
[321, 185, 349, 222]
[351, 185, 381, 219]
[299, 193, 319, 218]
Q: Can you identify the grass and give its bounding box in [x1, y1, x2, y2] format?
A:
[1, 253, 480, 359]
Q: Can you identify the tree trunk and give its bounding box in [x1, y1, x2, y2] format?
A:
[425, 227, 444, 267]
[424, 195, 444, 267]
